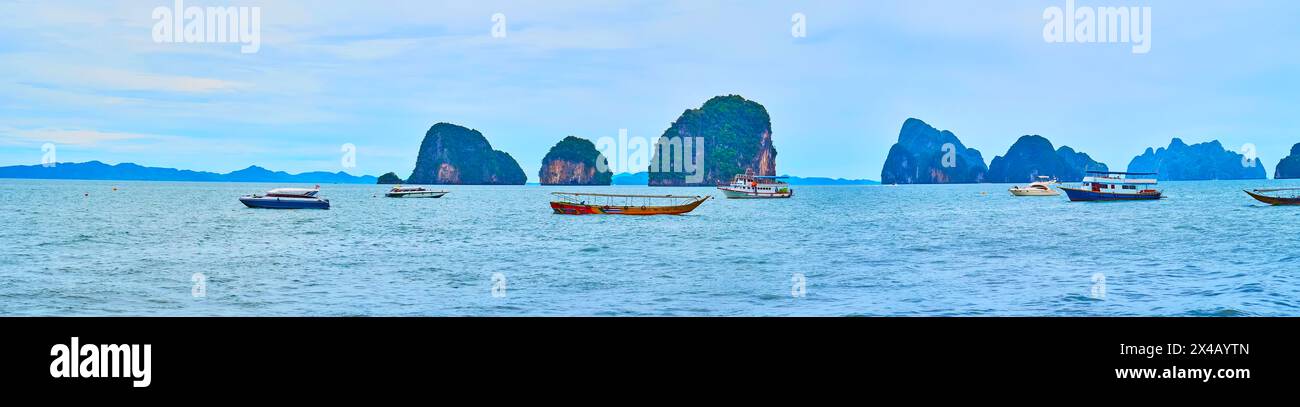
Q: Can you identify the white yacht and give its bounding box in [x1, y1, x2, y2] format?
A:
[239, 187, 330, 209]
[1009, 176, 1060, 196]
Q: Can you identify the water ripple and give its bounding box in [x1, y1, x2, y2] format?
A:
[2, 179, 1299, 315]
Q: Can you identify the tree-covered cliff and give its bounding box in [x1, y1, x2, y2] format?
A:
[648, 95, 776, 186]
[986, 135, 1108, 182]
[539, 136, 611, 185]
[406, 123, 527, 185]
[1275, 143, 1300, 179]
[880, 118, 987, 184]
[377, 172, 404, 184]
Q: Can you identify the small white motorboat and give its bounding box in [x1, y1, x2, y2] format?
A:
[1009, 176, 1060, 196]
[385, 186, 449, 198]
[240, 186, 330, 209]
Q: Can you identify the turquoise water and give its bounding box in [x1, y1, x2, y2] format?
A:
[2, 179, 1298, 316]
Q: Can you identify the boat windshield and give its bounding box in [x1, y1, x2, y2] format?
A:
[266, 188, 318, 197]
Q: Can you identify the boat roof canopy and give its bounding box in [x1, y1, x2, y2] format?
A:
[551, 192, 704, 199]
[1086, 171, 1157, 175]
[267, 188, 318, 195]
[1082, 178, 1157, 185]
[1253, 188, 1300, 193]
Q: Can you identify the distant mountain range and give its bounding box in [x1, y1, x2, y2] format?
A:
[611, 172, 650, 185]
[1128, 138, 1266, 181]
[0, 161, 377, 184]
[0, 161, 879, 186]
[613, 172, 877, 186]
[780, 175, 880, 185]
[879, 117, 1283, 183]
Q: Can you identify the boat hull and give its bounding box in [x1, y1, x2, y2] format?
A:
[1244, 190, 1300, 205]
[719, 187, 792, 199]
[240, 196, 330, 209]
[1008, 188, 1059, 196]
[550, 198, 708, 215]
[1060, 187, 1161, 202]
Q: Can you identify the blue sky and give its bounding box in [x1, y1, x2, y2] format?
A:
[1, 0, 1297, 180]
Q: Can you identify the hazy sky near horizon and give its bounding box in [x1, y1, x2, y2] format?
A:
[1, 0, 1297, 180]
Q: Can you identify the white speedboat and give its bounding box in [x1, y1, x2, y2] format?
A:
[384, 186, 448, 198]
[717, 170, 792, 199]
[239, 187, 330, 209]
[1009, 176, 1060, 196]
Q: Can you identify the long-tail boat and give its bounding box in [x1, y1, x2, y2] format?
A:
[550, 192, 710, 215]
[1244, 188, 1300, 205]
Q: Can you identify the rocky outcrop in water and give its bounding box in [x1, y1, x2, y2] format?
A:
[376, 172, 404, 184]
[1126, 138, 1266, 180]
[648, 95, 776, 186]
[406, 123, 527, 185]
[986, 135, 1108, 182]
[880, 118, 987, 184]
[1275, 143, 1300, 179]
[539, 136, 611, 185]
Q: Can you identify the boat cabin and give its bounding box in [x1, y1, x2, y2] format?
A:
[1081, 172, 1158, 194]
[264, 188, 319, 198]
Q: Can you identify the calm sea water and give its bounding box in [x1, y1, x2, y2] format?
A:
[2, 179, 1299, 316]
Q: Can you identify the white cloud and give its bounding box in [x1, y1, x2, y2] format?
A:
[314, 37, 427, 60]
[39, 65, 248, 93]
[0, 127, 277, 157]
[501, 27, 635, 51]
[0, 128, 156, 146]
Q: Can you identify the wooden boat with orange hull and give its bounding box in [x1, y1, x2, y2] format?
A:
[1244, 188, 1300, 205]
[550, 192, 710, 215]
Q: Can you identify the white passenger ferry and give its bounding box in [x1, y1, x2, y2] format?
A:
[717, 170, 792, 199]
[1059, 171, 1162, 201]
